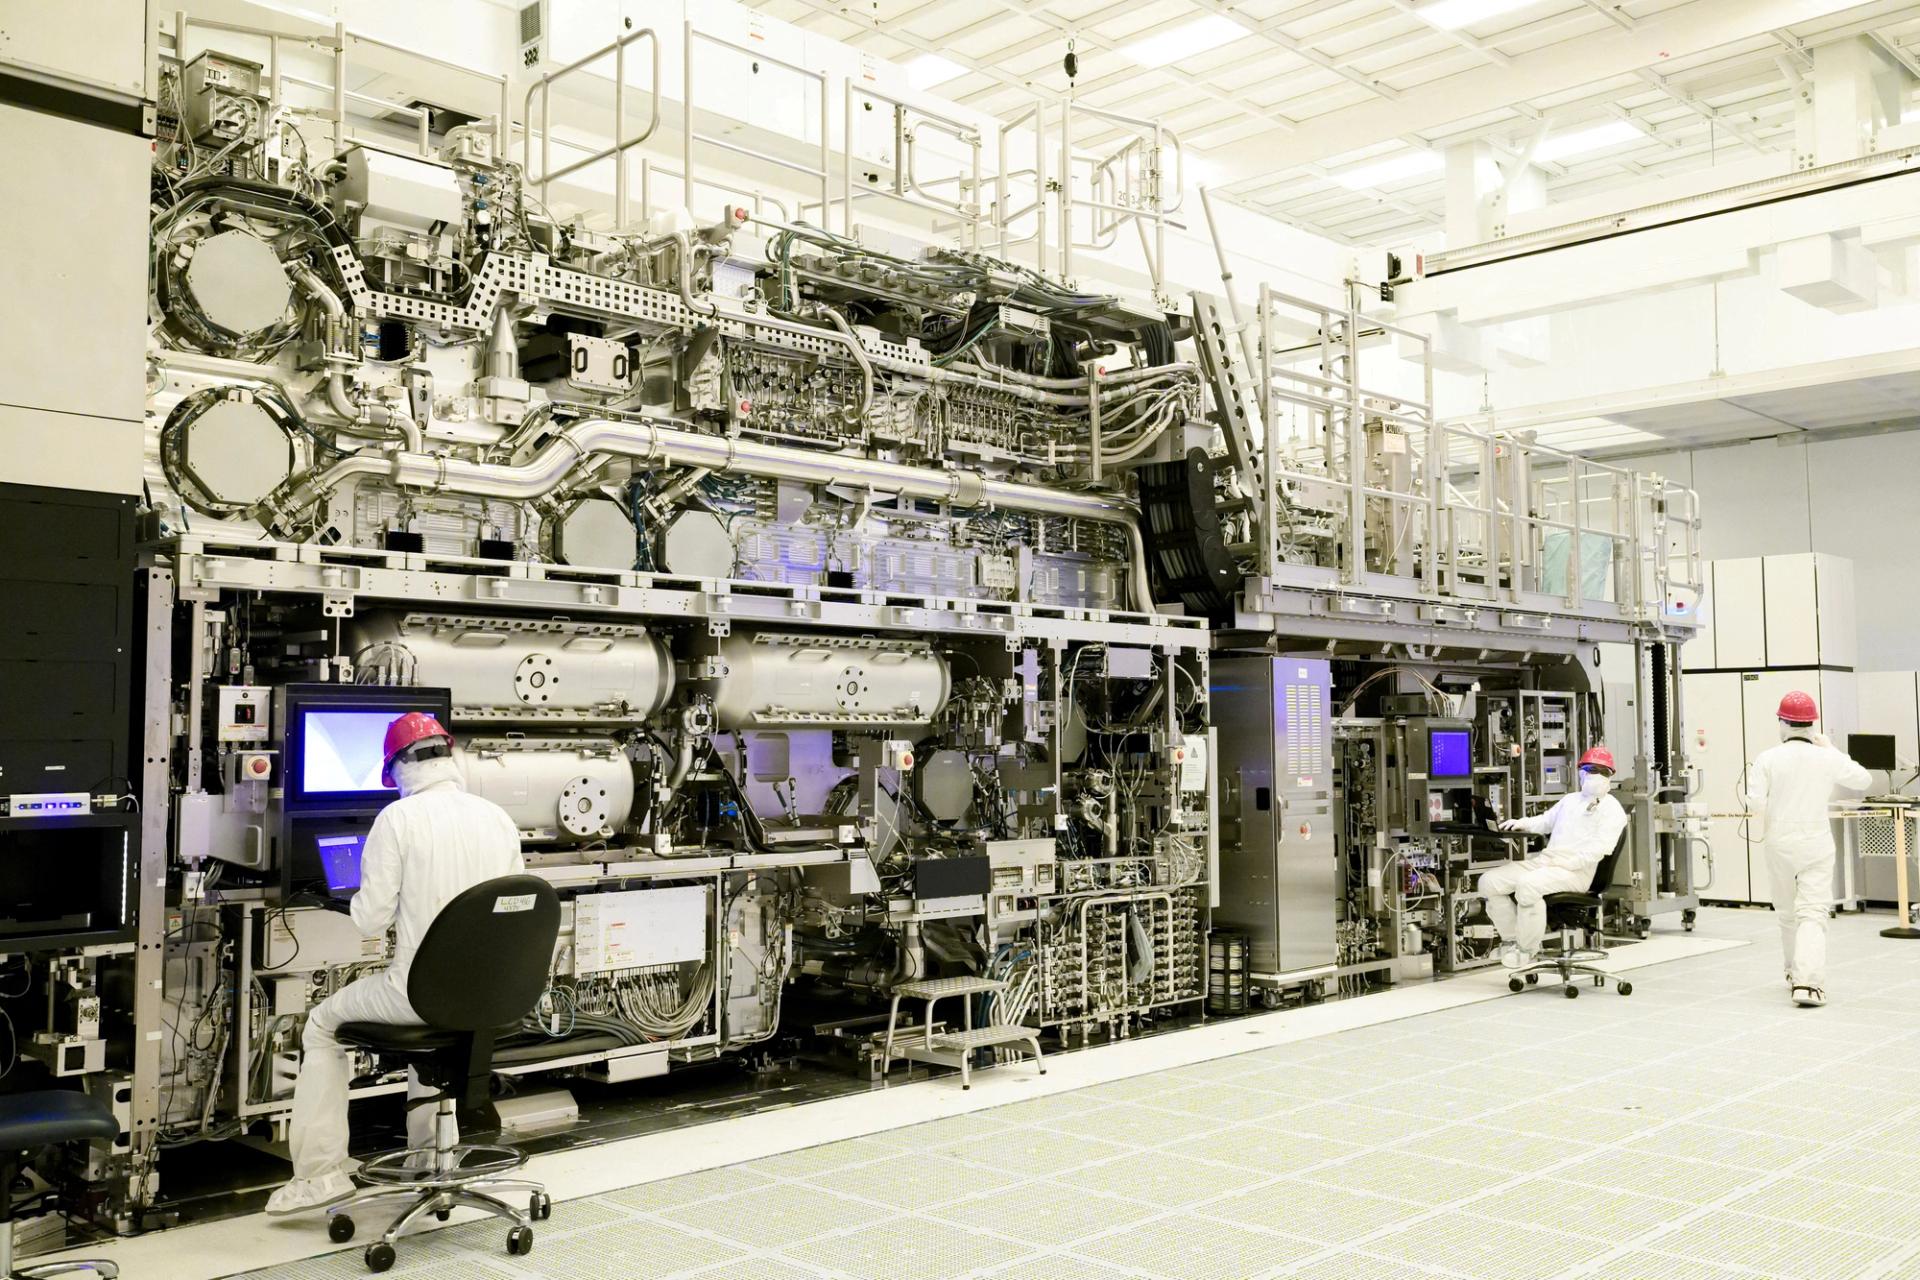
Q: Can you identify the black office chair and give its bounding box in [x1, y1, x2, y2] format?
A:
[1507, 830, 1634, 999]
[324, 876, 561, 1273]
[0, 1091, 120, 1278]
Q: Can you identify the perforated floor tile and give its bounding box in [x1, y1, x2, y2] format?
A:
[1621, 1120, 1828, 1170]
[1197, 1177, 1424, 1244]
[1072, 1213, 1319, 1279]
[658, 1182, 888, 1248]
[1300, 1149, 1513, 1204]
[1880, 1244, 1920, 1279]
[985, 1092, 1111, 1123]
[1553, 1149, 1763, 1204]
[1693, 1099, 1870, 1142]
[1466, 1176, 1692, 1243]
[679, 1258, 833, 1280]
[1393, 1123, 1597, 1174]
[1160, 1124, 1360, 1176]
[880, 1110, 1022, 1150]
[976, 1257, 1139, 1280]
[1799, 1144, 1920, 1193]
[606, 1165, 777, 1212]
[1346, 1083, 1495, 1118]
[947, 1130, 1135, 1178]
[929, 1180, 1161, 1247]
[1037, 1101, 1212, 1148]
[1261, 1103, 1420, 1144]
[783, 1217, 1031, 1280]
[1577, 1249, 1748, 1279]
[1066, 1149, 1264, 1208]
[749, 1138, 899, 1180]
[1285, 1256, 1445, 1280]
[1137, 1084, 1278, 1122]
[1165, 1054, 1274, 1083]
[1488, 1101, 1673, 1145]
[1649, 1209, 1898, 1278]
[1725, 1176, 1920, 1240]
[1078, 1074, 1205, 1104]
[1363, 1210, 1613, 1280]
[519, 1219, 743, 1279]
[815, 1150, 1026, 1210]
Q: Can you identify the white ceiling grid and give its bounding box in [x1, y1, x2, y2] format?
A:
[748, 0, 1920, 245]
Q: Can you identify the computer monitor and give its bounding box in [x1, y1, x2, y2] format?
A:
[1849, 733, 1898, 772]
[316, 833, 366, 895]
[1428, 728, 1472, 779]
[280, 684, 451, 809]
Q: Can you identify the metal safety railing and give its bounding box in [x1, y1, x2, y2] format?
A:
[522, 27, 661, 231]
[1232, 281, 1702, 627]
[683, 23, 830, 230]
[1059, 99, 1185, 289]
[172, 10, 510, 162]
[842, 83, 984, 247]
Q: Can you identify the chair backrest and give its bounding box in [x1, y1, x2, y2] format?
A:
[406, 875, 560, 1031]
[1587, 827, 1629, 895]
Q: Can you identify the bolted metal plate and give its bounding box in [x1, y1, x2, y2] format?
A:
[182, 398, 293, 507]
[555, 497, 635, 569]
[186, 229, 291, 334]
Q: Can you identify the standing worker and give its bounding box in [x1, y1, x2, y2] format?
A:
[267, 712, 525, 1215]
[1745, 691, 1871, 1009]
[1484, 746, 1629, 969]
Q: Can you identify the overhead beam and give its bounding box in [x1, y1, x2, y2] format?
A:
[1194, 0, 1871, 184]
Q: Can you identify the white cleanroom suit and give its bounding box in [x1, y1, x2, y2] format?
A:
[1481, 787, 1628, 956]
[1745, 733, 1871, 998]
[267, 752, 524, 1215]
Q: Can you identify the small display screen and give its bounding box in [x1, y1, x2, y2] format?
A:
[1428, 729, 1472, 779]
[299, 711, 400, 796]
[316, 833, 366, 893]
[1849, 733, 1898, 771]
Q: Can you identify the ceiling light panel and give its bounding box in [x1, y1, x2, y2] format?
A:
[1117, 15, 1251, 69]
[1416, 0, 1551, 31]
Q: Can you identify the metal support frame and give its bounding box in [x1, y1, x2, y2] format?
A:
[841, 83, 983, 246]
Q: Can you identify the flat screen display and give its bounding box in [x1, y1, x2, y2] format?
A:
[1849, 733, 1898, 771]
[316, 833, 367, 893]
[1428, 728, 1472, 779]
[299, 711, 401, 796]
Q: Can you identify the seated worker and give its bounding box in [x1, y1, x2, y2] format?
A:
[1483, 746, 1627, 969]
[267, 712, 525, 1216]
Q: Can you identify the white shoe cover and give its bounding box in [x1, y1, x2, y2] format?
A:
[265, 1169, 355, 1216]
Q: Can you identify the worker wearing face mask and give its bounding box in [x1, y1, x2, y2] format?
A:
[1744, 691, 1871, 1009]
[1483, 746, 1628, 969]
[267, 713, 525, 1216]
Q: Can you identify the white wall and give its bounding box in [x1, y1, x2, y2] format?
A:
[1625, 429, 1920, 671]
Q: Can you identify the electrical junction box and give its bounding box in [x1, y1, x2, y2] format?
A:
[1102, 646, 1154, 679]
[216, 685, 269, 742]
[572, 886, 709, 975]
[258, 908, 389, 973]
[1176, 734, 1208, 792]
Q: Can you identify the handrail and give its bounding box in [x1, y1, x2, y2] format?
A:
[842, 82, 983, 245]
[522, 28, 661, 231]
[685, 24, 829, 231]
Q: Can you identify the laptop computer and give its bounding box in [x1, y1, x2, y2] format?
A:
[316, 833, 367, 898]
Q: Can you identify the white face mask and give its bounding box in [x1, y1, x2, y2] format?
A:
[1580, 771, 1611, 799]
[1778, 721, 1810, 743]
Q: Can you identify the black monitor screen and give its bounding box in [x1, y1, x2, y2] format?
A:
[1429, 729, 1472, 779]
[1849, 733, 1898, 772]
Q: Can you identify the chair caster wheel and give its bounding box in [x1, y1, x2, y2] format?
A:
[507, 1225, 535, 1257]
[434, 1208, 451, 1222]
[1563, 984, 1579, 999]
[1617, 981, 1633, 996]
[1508, 977, 1524, 993]
[364, 1242, 396, 1272]
[1525, 973, 1538, 985]
[1594, 975, 1604, 987]
[328, 1214, 355, 1244]
[529, 1191, 552, 1221]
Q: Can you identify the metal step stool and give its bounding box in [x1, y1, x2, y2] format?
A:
[881, 977, 1045, 1090]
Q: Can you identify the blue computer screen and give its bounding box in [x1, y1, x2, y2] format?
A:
[1429, 729, 1472, 779]
[299, 711, 400, 796]
[316, 833, 367, 893]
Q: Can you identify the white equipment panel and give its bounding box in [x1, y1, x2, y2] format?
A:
[573, 886, 709, 975]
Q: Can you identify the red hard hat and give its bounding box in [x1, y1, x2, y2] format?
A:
[381, 711, 452, 787]
[1777, 690, 1818, 724]
[1577, 746, 1616, 774]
